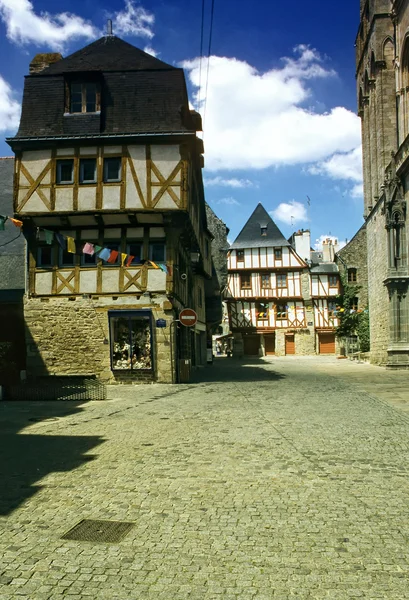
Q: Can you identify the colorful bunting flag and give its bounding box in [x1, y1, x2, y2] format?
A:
[121, 253, 127, 266]
[83, 242, 95, 255]
[149, 260, 159, 269]
[126, 255, 135, 267]
[9, 218, 23, 228]
[94, 245, 102, 254]
[98, 248, 111, 261]
[107, 250, 119, 264]
[55, 233, 66, 250]
[158, 263, 168, 273]
[67, 237, 76, 254]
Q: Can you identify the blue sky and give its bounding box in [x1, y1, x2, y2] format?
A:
[0, 0, 362, 248]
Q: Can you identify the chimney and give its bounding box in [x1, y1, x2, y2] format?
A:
[29, 53, 63, 74]
[322, 237, 339, 262]
[293, 229, 311, 263]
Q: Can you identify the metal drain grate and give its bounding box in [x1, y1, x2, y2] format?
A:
[62, 519, 134, 543]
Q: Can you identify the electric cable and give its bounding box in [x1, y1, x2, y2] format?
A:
[203, 0, 215, 137]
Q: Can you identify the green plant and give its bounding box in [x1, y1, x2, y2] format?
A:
[335, 273, 370, 351]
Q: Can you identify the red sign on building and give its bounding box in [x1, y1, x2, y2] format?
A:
[179, 308, 198, 327]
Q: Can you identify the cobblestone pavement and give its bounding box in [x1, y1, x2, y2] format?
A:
[1, 356, 409, 599]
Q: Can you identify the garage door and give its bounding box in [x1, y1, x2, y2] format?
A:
[264, 334, 276, 355]
[243, 335, 260, 356]
[285, 334, 295, 355]
[319, 332, 336, 354]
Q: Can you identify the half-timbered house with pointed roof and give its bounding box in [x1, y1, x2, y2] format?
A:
[225, 204, 316, 356]
[7, 35, 217, 383]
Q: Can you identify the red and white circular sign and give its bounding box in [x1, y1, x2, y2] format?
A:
[179, 308, 198, 327]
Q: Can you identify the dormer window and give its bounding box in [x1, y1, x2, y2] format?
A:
[69, 82, 100, 113]
[260, 222, 268, 236]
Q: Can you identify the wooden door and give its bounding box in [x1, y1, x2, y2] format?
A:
[243, 335, 260, 356]
[285, 334, 295, 355]
[319, 332, 335, 354]
[264, 334, 276, 355]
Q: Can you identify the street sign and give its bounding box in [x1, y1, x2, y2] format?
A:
[156, 319, 167, 328]
[179, 308, 198, 327]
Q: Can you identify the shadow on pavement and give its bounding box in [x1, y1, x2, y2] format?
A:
[0, 400, 104, 516]
[192, 356, 285, 383]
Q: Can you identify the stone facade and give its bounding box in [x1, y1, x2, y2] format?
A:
[357, 0, 409, 367]
[336, 224, 368, 309]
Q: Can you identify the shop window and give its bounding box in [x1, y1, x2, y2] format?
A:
[256, 301, 269, 320]
[104, 157, 122, 182]
[347, 268, 357, 283]
[37, 245, 53, 267]
[56, 159, 74, 184]
[240, 273, 251, 289]
[149, 242, 166, 263]
[328, 275, 338, 288]
[276, 303, 287, 320]
[126, 243, 143, 265]
[109, 311, 153, 371]
[274, 248, 282, 260]
[70, 82, 99, 113]
[276, 273, 287, 288]
[237, 249, 244, 263]
[79, 158, 97, 184]
[58, 247, 75, 267]
[260, 272, 270, 289]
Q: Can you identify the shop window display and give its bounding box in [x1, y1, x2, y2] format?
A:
[109, 312, 153, 371]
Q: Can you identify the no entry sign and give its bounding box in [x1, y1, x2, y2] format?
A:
[179, 308, 198, 327]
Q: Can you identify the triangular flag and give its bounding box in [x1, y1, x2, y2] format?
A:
[44, 229, 54, 245]
[0, 216, 7, 231]
[67, 236, 76, 253]
[107, 250, 119, 264]
[94, 245, 102, 254]
[158, 263, 168, 273]
[149, 260, 159, 269]
[121, 253, 127, 266]
[83, 242, 95, 255]
[9, 218, 23, 228]
[126, 255, 135, 267]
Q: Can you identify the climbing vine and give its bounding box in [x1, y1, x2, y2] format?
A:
[335, 273, 369, 352]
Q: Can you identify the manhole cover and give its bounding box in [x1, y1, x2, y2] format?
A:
[62, 519, 134, 543]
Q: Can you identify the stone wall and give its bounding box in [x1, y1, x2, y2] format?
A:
[24, 295, 175, 383]
[336, 224, 368, 308]
[366, 206, 389, 364]
[205, 203, 228, 289]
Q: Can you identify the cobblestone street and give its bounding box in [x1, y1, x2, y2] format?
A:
[1, 357, 409, 599]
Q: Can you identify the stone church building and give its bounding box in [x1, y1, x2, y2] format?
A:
[356, 0, 409, 366]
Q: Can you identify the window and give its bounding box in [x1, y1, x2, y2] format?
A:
[58, 247, 75, 267]
[37, 245, 53, 267]
[351, 297, 359, 311]
[80, 159, 97, 184]
[81, 250, 97, 266]
[198, 286, 203, 308]
[149, 242, 166, 263]
[56, 160, 74, 184]
[237, 249, 244, 263]
[260, 273, 270, 289]
[347, 268, 357, 283]
[328, 301, 337, 317]
[329, 275, 338, 288]
[70, 82, 99, 113]
[276, 303, 287, 320]
[256, 301, 269, 320]
[276, 273, 287, 288]
[110, 311, 153, 371]
[240, 273, 251, 289]
[274, 248, 282, 260]
[126, 243, 143, 265]
[260, 226, 267, 236]
[104, 157, 122, 183]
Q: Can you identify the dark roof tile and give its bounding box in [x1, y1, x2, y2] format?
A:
[230, 203, 290, 249]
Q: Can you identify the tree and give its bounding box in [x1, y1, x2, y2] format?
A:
[335, 273, 369, 352]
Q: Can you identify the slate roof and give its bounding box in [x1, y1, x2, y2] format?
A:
[0, 158, 25, 292]
[230, 204, 290, 249]
[310, 263, 339, 274]
[10, 36, 196, 141]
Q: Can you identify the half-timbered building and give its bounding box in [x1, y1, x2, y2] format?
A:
[7, 35, 216, 383]
[225, 204, 316, 356]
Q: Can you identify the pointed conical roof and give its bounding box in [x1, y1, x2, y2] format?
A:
[37, 36, 176, 75]
[230, 203, 290, 249]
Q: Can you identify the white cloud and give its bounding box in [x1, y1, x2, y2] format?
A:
[309, 147, 363, 197]
[0, 75, 21, 133]
[0, 0, 97, 51]
[182, 46, 361, 172]
[214, 196, 240, 206]
[143, 45, 158, 57]
[350, 183, 363, 198]
[314, 235, 347, 251]
[204, 176, 256, 188]
[271, 200, 308, 225]
[113, 1, 154, 39]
